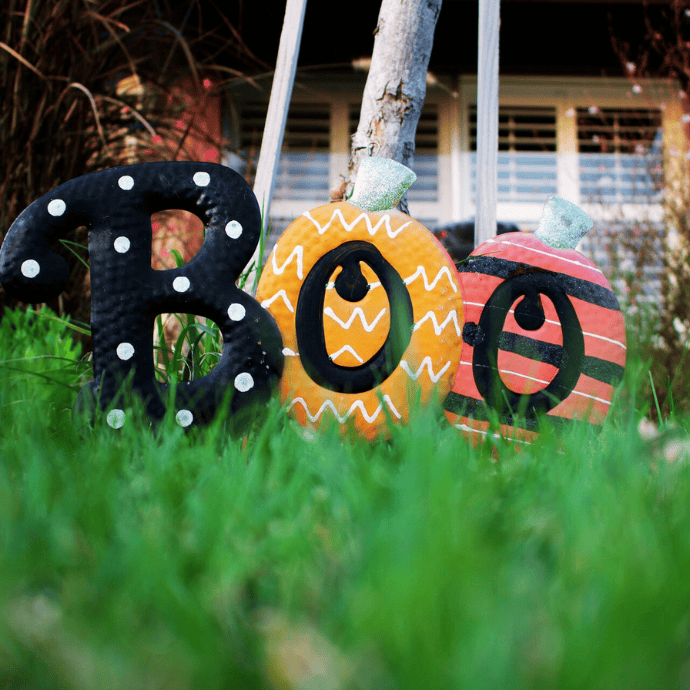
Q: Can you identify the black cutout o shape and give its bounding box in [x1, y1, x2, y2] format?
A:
[472, 271, 585, 418]
[0, 161, 284, 429]
[295, 241, 413, 394]
[513, 294, 545, 331]
[333, 258, 369, 302]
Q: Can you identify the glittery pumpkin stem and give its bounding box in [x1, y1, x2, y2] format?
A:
[534, 196, 593, 250]
[349, 157, 417, 213]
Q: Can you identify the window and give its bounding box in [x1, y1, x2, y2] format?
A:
[409, 105, 440, 204]
[574, 107, 664, 302]
[231, 80, 673, 238]
[238, 102, 330, 201]
[577, 107, 663, 204]
[470, 106, 558, 204]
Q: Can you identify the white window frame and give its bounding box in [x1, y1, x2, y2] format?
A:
[232, 74, 684, 231]
[455, 75, 681, 227]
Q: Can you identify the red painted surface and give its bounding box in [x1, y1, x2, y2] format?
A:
[446, 232, 627, 446]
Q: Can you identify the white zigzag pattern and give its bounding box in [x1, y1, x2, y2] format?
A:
[413, 310, 462, 336]
[326, 267, 456, 294]
[272, 245, 304, 280]
[330, 344, 364, 363]
[400, 357, 451, 383]
[289, 395, 402, 423]
[404, 266, 458, 293]
[324, 306, 387, 332]
[302, 209, 412, 238]
[261, 290, 294, 313]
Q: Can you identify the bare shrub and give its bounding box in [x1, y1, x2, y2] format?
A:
[0, 0, 261, 343]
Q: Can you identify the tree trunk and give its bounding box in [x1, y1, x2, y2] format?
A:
[336, 0, 442, 212]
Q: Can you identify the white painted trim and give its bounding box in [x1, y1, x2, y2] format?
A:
[234, 74, 681, 234]
[329, 100, 350, 192]
[448, 94, 463, 222]
[245, 0, 307, 292]
[459, 74, 679, 104]
[475, 0, 500, 247]
[437, 101, 457, 224]
[458, 89, 471, 222]
[556, 99, 580, 206]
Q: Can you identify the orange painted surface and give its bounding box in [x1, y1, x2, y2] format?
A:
[322, 263, 390, 366]
[257, 201, 465, 440]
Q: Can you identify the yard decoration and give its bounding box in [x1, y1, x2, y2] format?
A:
[256, 156, 465, 440]
[0, 161, 284, 430]
[443, 196, 627, 445]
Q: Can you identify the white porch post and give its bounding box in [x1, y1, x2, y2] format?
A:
[244, 0, 307, 293]
[475, 0, 500, 247]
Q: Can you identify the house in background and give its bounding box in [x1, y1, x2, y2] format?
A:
[217, 0, 688, 296]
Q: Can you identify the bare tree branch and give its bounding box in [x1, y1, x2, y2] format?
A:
[335, 0, 442, 212]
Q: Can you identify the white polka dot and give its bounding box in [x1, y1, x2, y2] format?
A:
[21, 260, 40, 278]
[48, 199, 66, 216]
[116, 342, 134, 360]
[118, 175, 134, 190]
[173, 276, 190, 292]
[107, 409, 125, 429]
[176, 409, 194, 427]
[228, 303, 246, 321]
[114, 236, 130, 253]
[225, 220, 243, 239]
[234, 372, 254, 392]
[193, 171, 210, 187]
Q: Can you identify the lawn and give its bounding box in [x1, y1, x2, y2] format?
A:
[1, 306, 689, 690]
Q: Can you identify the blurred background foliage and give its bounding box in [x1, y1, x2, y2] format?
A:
[0, 0, 264, 345]
[607, 0, 690, 417]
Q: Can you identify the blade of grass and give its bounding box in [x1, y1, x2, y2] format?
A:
[661, 336, 690, 416]
[169, 248, 185, 268]
[155, 314, 172, 381]
[58, 239, 90, 271]
[649, 370, 663, 421]
[238, 261, 255, 291]
[169, 322, 200, 380]
[196, 351, 221, 378]
[155, 19, 201, 93]
[102, 96, 157, 137]
[666, 375, 676, 419]
[66, 82, 106, 145]
[0, 354, 85, 366]
[0, 363, 79, 390]
[0, 40, 46, 79]
[25, 308, 91, 336]
[186, 323, 220, 379]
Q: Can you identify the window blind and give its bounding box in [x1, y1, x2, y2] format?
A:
[470, 105, 558, 203]
[577, 107, 663, 204]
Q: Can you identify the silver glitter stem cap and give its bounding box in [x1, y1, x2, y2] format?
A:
[349, 157, 417, 212]
[534, 196, 593, 250]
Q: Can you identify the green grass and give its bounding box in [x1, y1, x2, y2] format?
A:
[1, 308, 690, 690]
